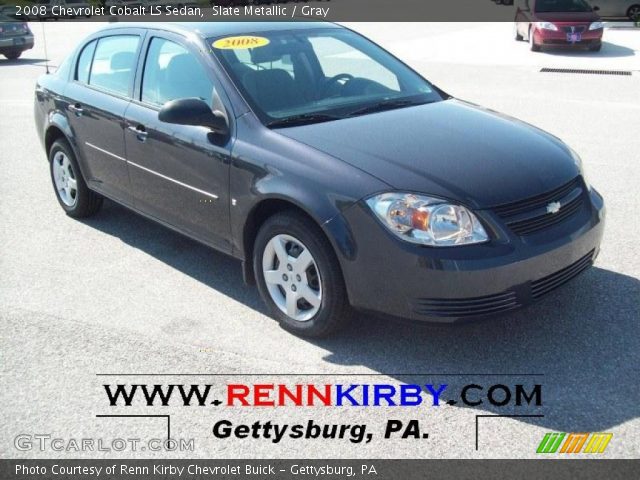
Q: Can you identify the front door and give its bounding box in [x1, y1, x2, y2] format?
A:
[123, 34, 232, 250]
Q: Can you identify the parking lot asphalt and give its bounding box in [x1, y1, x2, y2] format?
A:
[1, 22, 639, 459]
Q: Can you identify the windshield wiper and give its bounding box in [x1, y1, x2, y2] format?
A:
[267, 113, 343, 128]
[346, 98, 430, 118]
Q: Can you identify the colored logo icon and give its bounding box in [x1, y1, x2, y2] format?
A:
[537, 432, 613, 454]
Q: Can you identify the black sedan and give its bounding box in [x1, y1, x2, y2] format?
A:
[0, 16, 33, 60]
[34, 22, 605, 337]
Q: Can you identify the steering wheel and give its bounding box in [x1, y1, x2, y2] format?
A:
[320, 73, 354, 97]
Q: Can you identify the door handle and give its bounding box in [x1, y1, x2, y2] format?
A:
[128, 124, 148, 142]
[68, 103, 83, 117]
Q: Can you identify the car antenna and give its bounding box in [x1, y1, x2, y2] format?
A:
[41, 23, 50, 74]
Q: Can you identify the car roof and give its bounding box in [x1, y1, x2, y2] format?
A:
[97, 22, 341, 39]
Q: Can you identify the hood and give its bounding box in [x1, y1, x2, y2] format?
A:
[277, 100, 580, 209]
[534, 11, 600, 22]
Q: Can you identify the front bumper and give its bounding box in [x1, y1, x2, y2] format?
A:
[0, 34, 34, 51]
[534, 27, 602, 48]
[334, 188, 605, 323]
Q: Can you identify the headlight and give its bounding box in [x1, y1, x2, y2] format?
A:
[535, 22, 558, 31]
[589, 21, 604, 30]
[569, 147, 591, 190]
[366, 193, 489, 247]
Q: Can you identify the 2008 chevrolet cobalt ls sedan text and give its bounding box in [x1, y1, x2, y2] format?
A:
[34, 22, 605, 337]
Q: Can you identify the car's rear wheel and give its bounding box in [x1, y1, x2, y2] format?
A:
[589, 43, 602, 52]
[49, 139, 103, 217]
[529, 27, 541, 51]
[254, 211, 350, 337]
[627, 5, 640, 21]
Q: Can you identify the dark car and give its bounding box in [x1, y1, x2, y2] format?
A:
[34, 22, 605, 337]
[515, 0, 604, 51]
[0, 16, 33, 60]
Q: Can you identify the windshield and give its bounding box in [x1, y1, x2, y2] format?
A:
[210, 28, 443, 126]
[535, 0, 593, 13]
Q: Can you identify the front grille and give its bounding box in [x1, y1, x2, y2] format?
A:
[413, 251, 595, 319]
[531, 250, 595, 299]
[413, 291, 520, 318]
[492, 178, 585, 236]
[508, 193, 583, 236]
[542, 39, 599, 45]
[560, 26, 587, 33]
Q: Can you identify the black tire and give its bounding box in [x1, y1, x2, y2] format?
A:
[4, 50, 21, 60]
[589, 43, 602, 52]
[627, 5, 640, 21]
[529, 27, 541, 51]
[253, 211, 351, 337]
[49, 138, 103, 218]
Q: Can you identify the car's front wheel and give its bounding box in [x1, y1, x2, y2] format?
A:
[254, 211, 350, 337]
[49, 139, 103, 217]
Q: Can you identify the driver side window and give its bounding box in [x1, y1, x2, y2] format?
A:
[141, 37, 214, 107]
[308, 36, 400, 92]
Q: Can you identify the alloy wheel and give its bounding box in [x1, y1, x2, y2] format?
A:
[52, 151, 78, 207]
[262, 234, 322, 322]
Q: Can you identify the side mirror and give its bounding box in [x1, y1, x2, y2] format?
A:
[159, 98, 229, 135]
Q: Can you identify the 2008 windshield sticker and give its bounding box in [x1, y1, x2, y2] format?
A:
[212, 36, 270, 50]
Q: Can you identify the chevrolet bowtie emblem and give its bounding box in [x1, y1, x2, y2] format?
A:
[547, 202, 561, 214]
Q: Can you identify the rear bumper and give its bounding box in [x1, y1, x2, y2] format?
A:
[0, 34, 34, 51]
[333, 188, 605, 323]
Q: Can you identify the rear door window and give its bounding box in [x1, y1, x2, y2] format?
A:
[88, 35, 140, 97]
[76, 40, 96, 84]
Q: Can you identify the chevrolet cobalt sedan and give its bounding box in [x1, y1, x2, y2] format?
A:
[34, 23, 605, 337]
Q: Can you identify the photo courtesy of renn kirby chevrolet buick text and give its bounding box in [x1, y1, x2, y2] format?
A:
[34, 22, 605, 337]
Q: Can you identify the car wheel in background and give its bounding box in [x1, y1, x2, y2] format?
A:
[254, 211, 351, 337]
[529, 27, 541, 51]
[49, 139, 103, 217]
[589, 43, 602, 52]
[627, 5, 640, 21]
[4, 50, 22, 60]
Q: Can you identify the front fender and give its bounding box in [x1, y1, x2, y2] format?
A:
[229, 114, 388, 265]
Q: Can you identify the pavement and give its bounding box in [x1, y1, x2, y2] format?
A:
[0, 22, 639, 459]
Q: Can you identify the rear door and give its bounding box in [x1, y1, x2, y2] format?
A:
[64, 31, 144, 205]
[123, 32, 232, 250]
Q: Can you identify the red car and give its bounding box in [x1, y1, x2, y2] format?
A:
[515, 0, 604, 51]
